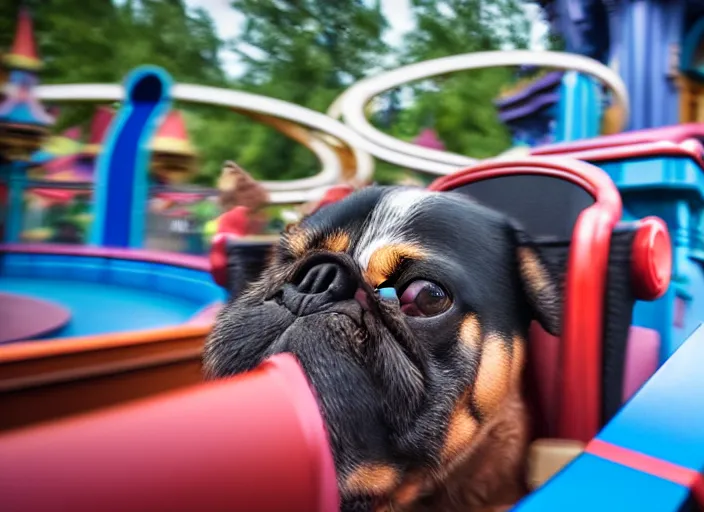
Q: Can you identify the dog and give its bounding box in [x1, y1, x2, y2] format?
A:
[204, 186, 561, 512]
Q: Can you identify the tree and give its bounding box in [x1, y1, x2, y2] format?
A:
[224, 0, 390, 181]
[0, 0, 539, 187]
[386, 0, 532, 160]
[0, 0, 231, 183]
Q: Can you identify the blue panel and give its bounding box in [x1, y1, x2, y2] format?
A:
[555, 72, 602, 143]
[615, 0, 685, 130]
[5, 161, 27, 243]
[149, 265, 225, 303]
[0, 253, 35, 277]
[29, 255, 80, 280]
[595, 158, 704, 194]
[106, 259, 155, 289]
[152, 269, 210, 302]
[33, 257, 69, 279]
[586, 153, 704, 362]
[514, 453, 691, 512]
[191, 281, 228, 304]
[63, 256, 106, 282]
[91, 66, 174, 249]
[596, 325, 704, 471]
[102, 103, 156, 246]
[0, 253, 223, 339]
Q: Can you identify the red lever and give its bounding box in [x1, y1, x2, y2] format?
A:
[210, 232, 229, 287]
[0, 354, 339, 512]
[631, 216, 672, 300]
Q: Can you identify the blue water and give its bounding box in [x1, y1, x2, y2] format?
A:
[0, 276, 202, 339]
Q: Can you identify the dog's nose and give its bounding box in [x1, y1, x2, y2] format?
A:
[281, 258, 358, 316]
[294, 261, 356, 300]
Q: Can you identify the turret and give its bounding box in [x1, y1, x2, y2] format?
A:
[0, 7, 55, 243]
[0, 6, 54, 161]
[150, 109, 197, 184]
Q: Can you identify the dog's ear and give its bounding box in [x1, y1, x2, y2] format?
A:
[508, 221, 562, 336]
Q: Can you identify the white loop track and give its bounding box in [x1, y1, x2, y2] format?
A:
[330, 50, 629, 174]
[36, 50, 630, 200]
[36, 83, 375, 203]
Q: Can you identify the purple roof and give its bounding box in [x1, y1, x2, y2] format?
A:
[0, 70, 54, 128]
[498, 92, 562, 123]
[495, 71, 565, 109]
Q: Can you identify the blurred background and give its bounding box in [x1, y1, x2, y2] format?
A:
[0, 0, 555, 252]
[3, 1, 704, 464]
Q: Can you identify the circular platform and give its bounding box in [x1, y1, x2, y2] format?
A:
[0, 292, 71, 344]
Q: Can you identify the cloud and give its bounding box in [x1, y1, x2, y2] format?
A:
[379, 0, 415, 47]
[184, 0, 245, 76]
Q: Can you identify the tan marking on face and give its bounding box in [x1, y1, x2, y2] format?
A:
[459, 314, 482, 350]
[285, 228, 308, 257]
[511, 334, 526, 385]
[473, 333, 512, 418]
[322, 230, 350, 253]
[364, 243, 425, 287]
[344, 464, 401, 497]
[441, 392, 480, 462]
[392, 472, 431, 508]
[518, 247, 556, 299]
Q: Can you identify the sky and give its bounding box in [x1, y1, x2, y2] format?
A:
[183, 0, 549, 78]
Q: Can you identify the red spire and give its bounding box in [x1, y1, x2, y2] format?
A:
[414, 128, 446, 151]
[151, 110, 196, 156]
[4, 7, 42, 71]
[62, 126, 81, 140]
[82, 106, 115, 155]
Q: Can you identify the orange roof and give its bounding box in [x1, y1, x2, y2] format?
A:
[4, 7, 42, 71]
[151, 110, 196, 156]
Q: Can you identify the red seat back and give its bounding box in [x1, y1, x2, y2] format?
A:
[430, 157, 671, 440]
[430, 157, 623, 442]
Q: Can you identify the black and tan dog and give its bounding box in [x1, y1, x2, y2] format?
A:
[204, 186, 561, 512]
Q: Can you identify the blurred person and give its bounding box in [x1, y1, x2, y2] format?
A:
[208, 161, 269, 238]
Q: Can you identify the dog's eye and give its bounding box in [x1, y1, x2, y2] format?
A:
[399, 280, 451, 317]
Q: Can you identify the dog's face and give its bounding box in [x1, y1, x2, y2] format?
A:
[204, 187, 560, 511]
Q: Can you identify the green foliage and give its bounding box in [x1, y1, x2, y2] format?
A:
[390, 0, 532, 160]
[225, 0, 390, 181]
[0, 0, 232, 183]
[0, 0, 537, 185]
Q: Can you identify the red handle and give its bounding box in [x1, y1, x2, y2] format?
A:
[210, 232, 229, 287]
[0, 354, 339, 512]
[631, 216, 672, 300]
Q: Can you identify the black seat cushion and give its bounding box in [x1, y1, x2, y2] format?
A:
[223, 239, 275, 299]
[530, 228, 636, 426]
[446, 175, 637, 426]
[601, 226, 637, 422]
[449, 174, 595, 239]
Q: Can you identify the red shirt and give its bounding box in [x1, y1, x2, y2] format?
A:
[313, 185, 355, 212]
[217, 206, 250, 237]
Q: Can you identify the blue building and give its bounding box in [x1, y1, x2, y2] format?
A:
[538, 0, 704, 130]
[0, 7, 54, 243]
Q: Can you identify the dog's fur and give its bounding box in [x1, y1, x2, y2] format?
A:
[204, 186, 561, 512]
